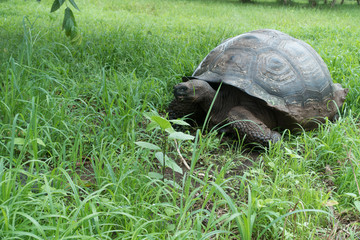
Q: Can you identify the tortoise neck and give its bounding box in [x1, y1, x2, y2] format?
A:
[199, 86, 231, 123]
[199, 88, 216, 110]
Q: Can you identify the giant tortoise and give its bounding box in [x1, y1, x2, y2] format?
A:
[168, 29, 348, 146]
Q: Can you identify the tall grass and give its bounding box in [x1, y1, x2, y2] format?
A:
[1, 0, 360, 238]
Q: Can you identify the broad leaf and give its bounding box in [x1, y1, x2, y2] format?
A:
[165, 208, 177, 216]
[155, 152, 183, 174]
[169, 119, 190, 126]
[148, 172, 163, 179]
[324, 200, 339, 207]
[62, 7, 77, 37]
[165, 127, 175, 134]
[166, 224, 176, 231]
[36, 138, 46, 147]
[146, 121, 159, 132]
[69, 0, 80, 11]
[50, 0, 65, 13]
[14, 138, 25, 145]
[151, 116, 172, 131]
[344, 193, 357, 198]
[144, 110, 160, 120]
[168, 131, 194, 141]
[355, 201, 360, 213]
[135, 141, 161, 150]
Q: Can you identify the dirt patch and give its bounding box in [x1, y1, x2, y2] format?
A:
[75, 157, 97, 188]
[160, 146, 260, 185]
[317, 164, 360, 238]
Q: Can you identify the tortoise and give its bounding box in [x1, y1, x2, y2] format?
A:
[168, 29, 348, 146]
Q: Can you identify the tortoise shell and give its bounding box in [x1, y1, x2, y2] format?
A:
[190, 29, 345, 125]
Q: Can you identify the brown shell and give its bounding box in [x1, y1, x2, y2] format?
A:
[191, 29, 347, 125]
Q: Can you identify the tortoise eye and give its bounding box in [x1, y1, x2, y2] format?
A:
[182, 76, 190, 82]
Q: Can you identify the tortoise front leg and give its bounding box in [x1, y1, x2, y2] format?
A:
[228, 106, 281, 146]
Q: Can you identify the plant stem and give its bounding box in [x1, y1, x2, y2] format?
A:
[162, 131, 167, 182]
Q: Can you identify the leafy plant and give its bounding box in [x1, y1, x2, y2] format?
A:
[135, 111, 194, 181]
[50, 0, 81, 43]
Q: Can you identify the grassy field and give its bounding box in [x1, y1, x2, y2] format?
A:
[1, 0, 360, 239]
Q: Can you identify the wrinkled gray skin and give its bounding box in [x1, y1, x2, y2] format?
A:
[173, 80, 282, 146]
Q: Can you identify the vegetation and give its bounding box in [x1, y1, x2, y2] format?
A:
[50, 0, 81, 43]
[1, 0, 360, 238]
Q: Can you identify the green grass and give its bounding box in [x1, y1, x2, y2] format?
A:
[1, 0, 360, 238]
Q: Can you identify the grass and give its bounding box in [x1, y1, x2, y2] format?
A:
[1, 0, 360, 238]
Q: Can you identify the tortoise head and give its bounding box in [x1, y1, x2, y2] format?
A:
[174, 80, 214, 103]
